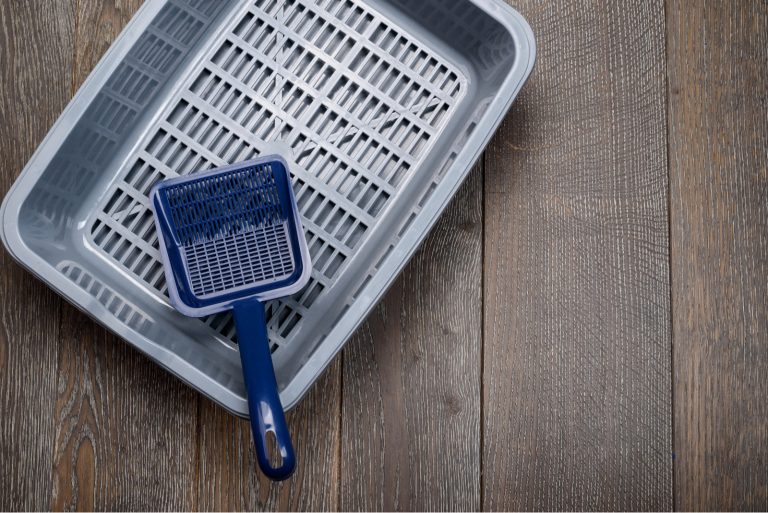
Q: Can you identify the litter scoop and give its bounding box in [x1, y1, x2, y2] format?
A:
[150, 157, 311, 480]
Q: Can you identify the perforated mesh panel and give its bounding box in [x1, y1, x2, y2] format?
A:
[184, 223, 294, 296]
[158, 163, 296, 298]
[86, 0, 467, 352]
[163, 164, 284, 245]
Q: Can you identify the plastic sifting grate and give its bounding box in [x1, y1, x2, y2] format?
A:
[86, 0, 467, 352]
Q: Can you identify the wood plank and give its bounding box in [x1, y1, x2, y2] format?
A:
[667, 1, 768, 509]
[197, 361, 341, 511]
[0, 1, 74, 509]
[483, 1, 672, 509]
[52, 306, 200, 510]
[340, 167, 483, 511]
[50, 1, 199, 510]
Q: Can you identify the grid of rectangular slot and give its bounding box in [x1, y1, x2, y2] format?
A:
[25, 0, 205, 233]
[87, 3, 227, 286]
[87, 0, 466, 352]
[57, 261, 152, 335]
[185, 224, 295, 297]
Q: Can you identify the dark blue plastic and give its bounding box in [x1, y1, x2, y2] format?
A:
[151, 159, 306, 480]
[234, 299, 296, 480]
[151, 161, 305, 311]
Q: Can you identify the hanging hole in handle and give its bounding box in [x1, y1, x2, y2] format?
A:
[266, 430, 283, 468]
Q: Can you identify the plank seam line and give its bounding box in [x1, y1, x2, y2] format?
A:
[69, 0, 81, 97]
[194, 394, 201, 509]
[479, 151, 486, 511]
[47, 297, 65, 509]
[337, 351, 344, 509]
[662, 1, 677, 509]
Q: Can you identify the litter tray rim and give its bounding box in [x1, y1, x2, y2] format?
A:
[1, 0, 536, 415]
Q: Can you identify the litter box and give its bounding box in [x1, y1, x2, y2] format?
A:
[1, 0, 535, 414]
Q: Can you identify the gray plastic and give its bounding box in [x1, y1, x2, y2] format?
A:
[1, 0, 535, 415]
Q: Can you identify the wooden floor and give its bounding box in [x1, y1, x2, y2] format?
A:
[0, 0, 765, 510]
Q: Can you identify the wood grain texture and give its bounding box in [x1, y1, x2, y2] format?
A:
[198, 361, 341, 511]
[482, 1, 672, 510]
[52, 305, 199, 510]
[0, 1, 74, 510]
[340, 167, 483, 511]
[50, 1, 200, 510]
[667, 1, 768, 510]
[8, 0, 768, 509]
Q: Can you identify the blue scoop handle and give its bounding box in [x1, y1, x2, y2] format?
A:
[233, 299, 296, 480]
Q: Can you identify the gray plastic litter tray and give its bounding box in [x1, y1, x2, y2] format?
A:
[1, 0, 534, 415]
